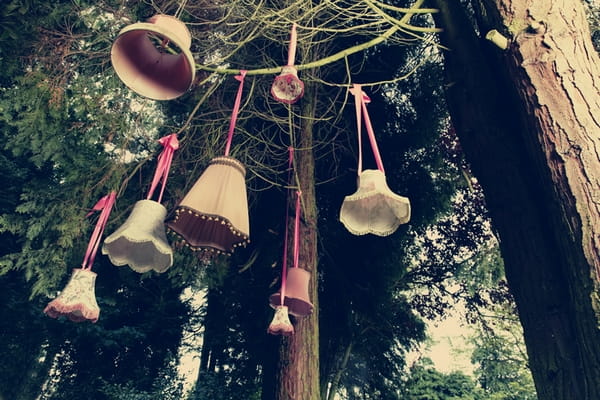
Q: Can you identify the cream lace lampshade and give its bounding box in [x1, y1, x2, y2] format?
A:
[44, 268, 101, 323]
[340, 169, 411, 237]
[267, 305, 294, 336]
[102, 199, 173, 273]
[167, 156, 250, 254]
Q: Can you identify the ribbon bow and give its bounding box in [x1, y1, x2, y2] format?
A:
[147, 133, 179, 204]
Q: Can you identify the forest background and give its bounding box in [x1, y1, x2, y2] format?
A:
[0, 0, 598, 399]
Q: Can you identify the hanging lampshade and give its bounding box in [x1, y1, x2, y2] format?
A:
[269, 267, 313, 317]
[267, 305, 294, 336]
[271, 24, 304, 104]
[340, 169, 411, 237]
[44, 268, 101, 323]
[271, 65, 304, 104]
[167, 156, 250, 254]
[102, 199, 173, 273]
[111, 14, 196, 100]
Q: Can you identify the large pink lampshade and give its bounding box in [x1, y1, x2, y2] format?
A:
[111, 14, 195, 100]
[340, 169, 411, 236]
[167, 156, 250, 254]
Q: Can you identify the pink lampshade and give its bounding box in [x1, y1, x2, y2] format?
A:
[111, 14, 195, 100]
[271, 65, 304, 104]
[44, 268, 100, 323]
[167, 156, 250, 254]
[269, 267, 314, 317]
[340, 169, 411, 236]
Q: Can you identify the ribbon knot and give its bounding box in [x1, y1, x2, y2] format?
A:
[147, 133, 179, 204]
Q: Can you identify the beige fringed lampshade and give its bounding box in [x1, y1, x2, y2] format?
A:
[167, 156, 250, 254]
[340, 169, 411, 237]
[44, 268, 100, 323]
[102, 199, 173, 273]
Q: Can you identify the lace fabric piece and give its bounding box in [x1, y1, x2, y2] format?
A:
[271, 66, 304, 104]
[340, 169, 411, 236]
[102, 199, 173, 273]
[267, 305, 294, 336]
[44, 268, 100, 323]
[167, 156, 250, 254]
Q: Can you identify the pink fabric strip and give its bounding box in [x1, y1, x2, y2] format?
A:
[279, 147, 295, 305]
[82, 191, 117, 270]
[287, 23, 298, 66]
[361, 99, 385, 174]
[349, 84, 385, 174]
[292, 190, 301, 269]
[147, 133, 179, 204]
[349, 85, 364, 174]
[224, 71, 248, 157]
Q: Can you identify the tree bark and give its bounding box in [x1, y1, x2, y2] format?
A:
[274, 85, 321, 400]
[432, 0, 600, 399]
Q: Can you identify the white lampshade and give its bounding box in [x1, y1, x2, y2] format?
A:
[340, 169, 410, 236]
[102, 199, 173, 273]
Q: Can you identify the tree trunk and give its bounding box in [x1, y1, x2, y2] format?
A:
[431, 0, 600, 399]
[274, 84, 321, 400]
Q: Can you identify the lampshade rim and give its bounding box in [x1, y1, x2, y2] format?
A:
[44, 300, 100, 323]
[71, 267, 97, 276]
[171, 205, 250, 238]
[208, 156, 246, 176]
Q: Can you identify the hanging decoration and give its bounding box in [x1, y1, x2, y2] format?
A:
[167, 72, 250, 255]
[103, 134, 178, 273]
[269, 160, 314, 319]
[339, 84, 411, 236]
[111, 14, 196, 100]
[267, 305, 294, 336]
[271, 23, 304, 104]
[44, 192, 117, 323]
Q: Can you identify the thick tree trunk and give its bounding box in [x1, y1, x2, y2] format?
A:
[432, 0, 600, 399]
[274, 85, 321, 400]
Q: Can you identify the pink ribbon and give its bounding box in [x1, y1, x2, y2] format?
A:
[279, 147, 295, 305]
[147, 133, 179, 204]
[82, 191, 117, 270]
[292, 190, 301, 270]
[349, 84, 385, 174]
[224, 71, 248, 156]
[287, 23, 298, 66]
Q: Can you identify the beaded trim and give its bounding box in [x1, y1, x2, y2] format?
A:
[168, 206, 250, 255]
